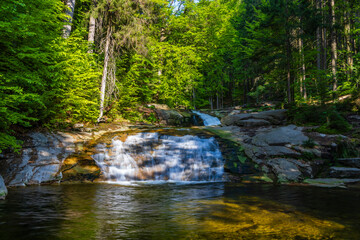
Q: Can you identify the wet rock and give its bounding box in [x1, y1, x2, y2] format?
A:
[0, 175, 7, 200]
[304, 178, 360, 188]
[61, 156, 101, 182]
[266, 158, 311, 182]
[155, 109, 192, 126]
[329, 167, 360, 178]
[2, 132, 78, 186]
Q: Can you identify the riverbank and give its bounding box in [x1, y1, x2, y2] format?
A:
[1, 106, 360, 200]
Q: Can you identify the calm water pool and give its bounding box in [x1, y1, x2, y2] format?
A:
[0, 183, 360, 239]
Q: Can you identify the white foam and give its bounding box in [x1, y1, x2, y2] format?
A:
[92, 132, 224, 183]
[192, 111, 221, 126]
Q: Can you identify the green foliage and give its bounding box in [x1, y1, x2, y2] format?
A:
[289, 105, 352, 134]
[47, 32, 101, 127]
[0, 0, 100, 152]
[335, 139, 360, 159]
[237, 155, 247, 164]
[302, 151, 315, 161]
[0, 0, 64, 151]
[302, 138, 316, 149]
[317, 111, 352, 134]
[3, 0, 360, 153]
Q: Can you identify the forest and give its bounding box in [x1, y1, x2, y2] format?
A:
[1, 0, 360, 153]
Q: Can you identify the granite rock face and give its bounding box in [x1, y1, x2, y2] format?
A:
[0, 132, 89, 186]
[265, 158, 312, 182]
[210, 109, 354, 184]
[251, 125, 308, 146]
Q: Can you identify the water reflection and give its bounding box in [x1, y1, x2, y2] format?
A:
[0, 184, 360, 239]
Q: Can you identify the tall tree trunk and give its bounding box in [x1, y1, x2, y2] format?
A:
[98, 24, 112, 122]
[243, 78, 247, 105]
[285, 0, 294, 104]
[299, 24, 307, 100]
[344, 2, 353, 77]
[331, 0, 338, 91]
[63, 0, 76, 38]
[322, 0, 327, 72]
[88, 15, 96, 53]
[316, 0, 322, 92]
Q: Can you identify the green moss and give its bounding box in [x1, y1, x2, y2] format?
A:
[260, 175, 274, 183]
[238, 155, 247, 164]
[335, 139, 360, 158]
[302, 138, 316, 148]
[302, 151, 316, 161]
[204, 127, 238, 143]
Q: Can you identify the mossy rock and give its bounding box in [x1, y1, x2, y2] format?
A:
[61, 155, 101, 182]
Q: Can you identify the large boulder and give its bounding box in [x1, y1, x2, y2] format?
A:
[61, 155, 101, 182]
[265, 158, 312, 182]
[222, 109, 287, 127]
[155, 109, 193, 126]
[0, 175, 7, 200]
[0, 132, 80, 186]
[234, 119, 271, 127]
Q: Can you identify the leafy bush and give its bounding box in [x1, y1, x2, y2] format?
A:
[289, 105, 352, 134]
[335, 139, 359, 158]
[302, 138, 316, 148]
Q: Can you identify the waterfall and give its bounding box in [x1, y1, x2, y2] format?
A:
[192, 111, 221, 126]
[92, 132, 224, 183]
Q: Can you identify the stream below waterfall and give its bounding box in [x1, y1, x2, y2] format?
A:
[2, 127, 360, 239]
[1, 183, 360, 239]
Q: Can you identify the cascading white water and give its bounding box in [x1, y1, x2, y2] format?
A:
[192, 110, 221, 126]
[92, 132, 223, 183]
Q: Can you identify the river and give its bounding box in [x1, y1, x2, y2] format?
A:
[1, 183, 360, 239]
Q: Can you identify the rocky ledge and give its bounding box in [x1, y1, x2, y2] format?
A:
[0, 123, 134, 187]
[207, 109, 360, 188]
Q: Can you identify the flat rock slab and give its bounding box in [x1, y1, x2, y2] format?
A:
[252, 125, 308, 146]
[236, 119, 271, 127]
[304, 178, 360, 188]
[262, 146, 302, 158]
[337, 158, 360, 168]
[0, 175, 7, 200]
[329, 167, 360, 178]
[221, 109, 287, 126]
[266, 158, 311, 182]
